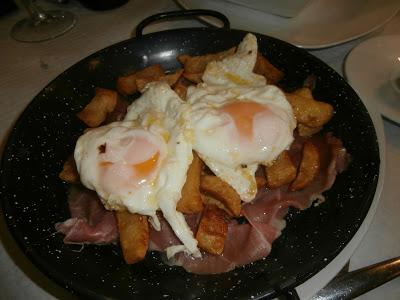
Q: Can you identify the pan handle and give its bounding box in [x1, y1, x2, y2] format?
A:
[135, 9, 230, 37]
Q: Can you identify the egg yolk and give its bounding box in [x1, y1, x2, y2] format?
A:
[133, 151, 160, 177]
[98, 135, 162, 194]
[220, 101, 269, 141]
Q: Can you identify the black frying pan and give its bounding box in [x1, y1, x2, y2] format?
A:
[0, 10, 380, 300]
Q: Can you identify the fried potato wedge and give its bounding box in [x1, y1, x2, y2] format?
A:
[294, 86, 313, 98]
[59, 156, 79, 184]
[182, 72, 203, 84]
[136, 69, 184, 93]
[285, 88, 334, 128]
[297, 123, 322, 137]
[178, 47, 236, 74]
[173, 76, 191, 101]
[265, 151, 297, 189]
[196, 205, 228, 255]
[200, 175, 241, 217]
[202, 195, 227, 213]
[290, 141, 320, 191]
[116, 211, 149, 264]
[177, 152, 204, 214]
[116, 64, 165, 95]
[253, 52, 284, 85]
[76, 88, 118, 127]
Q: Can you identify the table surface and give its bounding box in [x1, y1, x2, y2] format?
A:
[0, 1, 399, 299]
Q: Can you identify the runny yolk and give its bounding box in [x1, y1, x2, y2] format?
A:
[220, 101, 268, 140]
[99, 161, 113, 167]
[132, 151, 160, 178]
[99, 151, 159, 182]
[99, 137, 161, 193]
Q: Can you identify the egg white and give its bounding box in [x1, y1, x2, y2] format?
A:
[202, 33, 266, 87]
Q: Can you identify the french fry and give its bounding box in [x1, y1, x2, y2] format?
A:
[285, 88, 334, 128]
[196, 205, 228, 255]
[136, 69, 184, 93]
[76, 88, 118, 127]
[177, 152, 204, 214]
[265, 151, 297, 189]
[297, 123, 322, 137]
[59, 156, 79, 184]
[200, 175, 241, 217]
[253, 52, 284, 84]
[290, 141, 320, 191]
[116, 64, 165, 96]
[116, 211, 149, 264]
[178, 47, 236, 74]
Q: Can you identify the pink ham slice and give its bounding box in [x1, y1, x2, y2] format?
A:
[149, 212, 202, 252]
[170, 221, 279, 274]
[152, 133, 349, 274]
[56, 132, 348, 274]
[55, 188, 118, 244]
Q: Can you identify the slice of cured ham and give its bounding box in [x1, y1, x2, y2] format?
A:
[55, 188, 118, 244]
[158, 133, 349, 274]
[56, 133, 349, 274]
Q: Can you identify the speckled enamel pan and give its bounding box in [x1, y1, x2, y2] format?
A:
[0, 28, 380, 299]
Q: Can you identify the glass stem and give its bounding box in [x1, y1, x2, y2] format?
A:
[17, 0, 49, 23]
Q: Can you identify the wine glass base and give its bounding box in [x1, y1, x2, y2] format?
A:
[11, 10, 76, 42]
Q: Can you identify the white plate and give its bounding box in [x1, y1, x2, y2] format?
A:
[176, 0, 400, 49]
[345, 35, 400, 124]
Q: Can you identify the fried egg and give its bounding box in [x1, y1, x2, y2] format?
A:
[187, 33, 296, 201]
[75, 82, 200, 257]
[75, 121, 166, 217]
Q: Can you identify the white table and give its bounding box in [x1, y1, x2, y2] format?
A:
[0, 1, 399, 299]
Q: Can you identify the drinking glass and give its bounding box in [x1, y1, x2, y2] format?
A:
[11, 0, 76, 42]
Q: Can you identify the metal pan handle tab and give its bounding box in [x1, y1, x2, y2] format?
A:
[135, 9, 230, 37]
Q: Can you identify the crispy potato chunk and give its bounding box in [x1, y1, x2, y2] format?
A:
[173, 76, 191, 101]
[202, 195, 228, 213]
[116, 211, 149, 264]
[196, 205, 228, 255]
[178, 47, 236, 74]
[200, 175, 241, 217]
[253, 52, 284, 84]
[136, 69, 183, 93]
[182, 72, 203, 84]
[294, 87, 313, 98]
[297, 123, 323, 137]
[285, 88, 334, 128]
[290, 141, 320, 191]
[76, 88, 117, 127]
[116, 64, 165, 95]
[177, 152, 204, 214]
[265, 151, 297, 189]
[59, 156, 79, 184]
